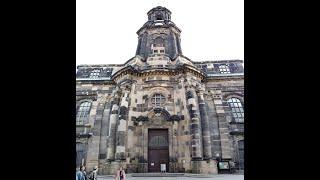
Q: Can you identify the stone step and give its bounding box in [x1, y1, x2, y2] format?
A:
[131, 173, 185, 177]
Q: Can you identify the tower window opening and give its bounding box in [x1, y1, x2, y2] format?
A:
[156, 14, 163, 20]
[154, 37, 165, 47]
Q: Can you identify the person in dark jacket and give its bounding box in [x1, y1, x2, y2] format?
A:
[89, 166, 98, 180]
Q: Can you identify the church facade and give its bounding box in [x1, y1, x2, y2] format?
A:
[76, 6, 244, 174]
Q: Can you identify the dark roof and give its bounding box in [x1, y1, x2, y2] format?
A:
[147, 6, 172, 15]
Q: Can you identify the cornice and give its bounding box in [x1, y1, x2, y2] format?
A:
[111, 64, 207, 82]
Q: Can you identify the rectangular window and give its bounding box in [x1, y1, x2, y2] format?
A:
[160, 50, 165, 53]
[153, 50, 158, 53]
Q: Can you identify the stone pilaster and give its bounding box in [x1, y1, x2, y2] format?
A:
[86, 98, 106, 171]
[171, 120, 179, 172]
[186, 88, 202, 160]
[115, 89, 130, 160]
[205, 99, 222, 159]
[106, 94, 120, 161]
[126, 83, 136, 167]
[211, 89, 232, 159]
[98, 100, 112, 164]
[197, 91, 212, 159]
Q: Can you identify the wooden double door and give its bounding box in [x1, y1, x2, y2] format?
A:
[148, 129, 169, 172]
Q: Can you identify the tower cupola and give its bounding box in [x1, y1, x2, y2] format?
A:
[147, 6, 171, 21]
[135, 6, 182, 61]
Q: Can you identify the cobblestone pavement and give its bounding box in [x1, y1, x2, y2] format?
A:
[98, 174, 244, 180]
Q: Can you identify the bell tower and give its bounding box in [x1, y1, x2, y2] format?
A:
[135, 6, 183, 61]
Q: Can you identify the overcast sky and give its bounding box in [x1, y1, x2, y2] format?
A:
[76, 0, 243, 66]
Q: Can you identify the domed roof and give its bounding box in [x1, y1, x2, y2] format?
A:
[147, 6, 172, 15]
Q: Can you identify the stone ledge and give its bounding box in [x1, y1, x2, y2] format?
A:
[131, 173, 185, 177]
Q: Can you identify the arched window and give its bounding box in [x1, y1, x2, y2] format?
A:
[89, 69, 100, 79]
[219, 65, 230, 74]
[76, 101, 92, 125]
[227, 98, 244, 123]
[151, 94, 165, 107]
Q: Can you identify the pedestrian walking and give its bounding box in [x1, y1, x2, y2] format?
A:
[76, 167, 84, 180]
[114, 166, 126, 180]
[160, 164, 166, 173]
[81, 166, 87, 180]
[88, 166, 98, 180]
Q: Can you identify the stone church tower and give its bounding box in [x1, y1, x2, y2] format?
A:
[76, 6, 244, 174]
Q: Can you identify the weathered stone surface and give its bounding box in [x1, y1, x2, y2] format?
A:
[76, 6, 244, 175]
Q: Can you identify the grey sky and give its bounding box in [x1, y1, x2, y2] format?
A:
[76, 0, 244, 66]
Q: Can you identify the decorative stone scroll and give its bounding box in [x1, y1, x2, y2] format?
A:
[136, 116, 149, 122]
[168, 115, 184, 121]
[152, 107, 171, 120]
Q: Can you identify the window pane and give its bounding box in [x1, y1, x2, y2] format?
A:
[90, 69, 100, 78]
[152, 94, 165, 107]
[77, 102, 91, 123]
[227, 98, 244, 122]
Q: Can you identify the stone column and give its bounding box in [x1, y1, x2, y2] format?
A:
[186, 88, 202, 160]
[106, 94, 120, 161]
[197, 90, 212, 159]
[115, 89, 130, 160]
